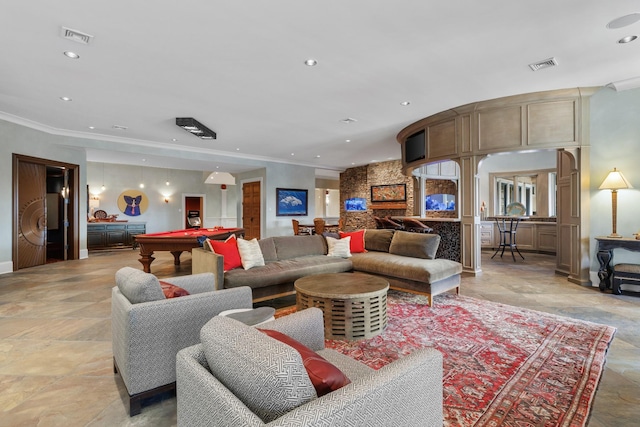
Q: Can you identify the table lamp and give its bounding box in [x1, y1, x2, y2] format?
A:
[599, 168, 633, 238]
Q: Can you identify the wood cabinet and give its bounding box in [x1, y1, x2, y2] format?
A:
[480, 222, 494, 248]
[480, 220, 556, 254]
[536, 223, 557, 253]
[87, 222, 146, 250]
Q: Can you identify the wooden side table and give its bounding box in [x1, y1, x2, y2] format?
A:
[294, 273, 389, 340]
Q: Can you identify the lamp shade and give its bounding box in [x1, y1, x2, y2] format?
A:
[599, 168, 633, 190]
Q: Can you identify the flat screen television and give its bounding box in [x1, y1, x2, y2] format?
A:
[344, 197, 367, 212]
[404, 130, 426, 163]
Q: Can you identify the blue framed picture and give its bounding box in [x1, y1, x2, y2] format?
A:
[276, 188, 308, 216]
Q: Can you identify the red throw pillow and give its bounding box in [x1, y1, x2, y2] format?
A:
[339, 230, 366, 253]
[209, 235, 242, 271]
[159, 280, 190, 298]
[259, 329, 351, 396]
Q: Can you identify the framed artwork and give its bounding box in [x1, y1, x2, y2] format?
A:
[117, 189, 149, 216]
[276, 188, 308, 216]
[371, 184, 406, 202]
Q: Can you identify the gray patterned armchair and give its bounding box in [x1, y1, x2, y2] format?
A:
[176, 307, 443, 426]
[111, 266, 253, 415]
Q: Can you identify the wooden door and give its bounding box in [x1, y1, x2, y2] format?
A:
[16, 161, 47, 269]
[242, 181, 261, 239]
[556, 150, 577, 277]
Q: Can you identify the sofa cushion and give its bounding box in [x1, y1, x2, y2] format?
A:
[259, 329, 351, 396]
[272, 235, 327, 260]
[115, 266, 165, 304]
[207, 235, 242, 271]
[159, 280, 190, 298]
[224, 256, 353, 290]
[350, 251, 461, 284]
[237, 238, 265, 269]
[258, 238, 278, 262]
[201, 316, 316, 423]
[389, 231, 440, 259]
[326, 236, 351, 258]
[339, 230, 366, 253]
[364, 229, 395, 252]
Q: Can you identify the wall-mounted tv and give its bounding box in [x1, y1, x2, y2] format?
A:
[404, 129, 426, 164]
[344, 197, 367, 212]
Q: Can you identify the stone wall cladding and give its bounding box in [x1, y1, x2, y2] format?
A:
[340, 161, 460, 262]
[340, 160, 414, 230]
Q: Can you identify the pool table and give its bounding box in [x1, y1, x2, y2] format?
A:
[134, 227, 244, 273]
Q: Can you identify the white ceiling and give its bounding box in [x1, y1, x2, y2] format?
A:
[1, 1, 640, 176]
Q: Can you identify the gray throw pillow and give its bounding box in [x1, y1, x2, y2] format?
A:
[200, 316, 316, 423]
[388, 231, 440, 259]
[364, 229, 395, 252]
[115, 266, 165, 303]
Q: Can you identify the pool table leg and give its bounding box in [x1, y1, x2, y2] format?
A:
[170, 251, 183, 266]
[137, 249, 155, 273]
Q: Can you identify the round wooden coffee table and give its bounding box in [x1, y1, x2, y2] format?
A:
[294, 272, 389, 340]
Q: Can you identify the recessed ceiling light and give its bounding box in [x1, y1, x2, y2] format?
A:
[345, 139, 351, 143]
[291, 153, 295, 156]
[400, 101, 411, 106]
[236, 148, 240, 151]
[304, 59, 317, 66]
[60, 96, 72, 101]
[618, 35, 638, 44]
[171, 138, 177, 142]
[88, 126, 95, 129]
[316, 155, 321, 158]
[63, 51, 80, 59]
[607, 13, 640, 29]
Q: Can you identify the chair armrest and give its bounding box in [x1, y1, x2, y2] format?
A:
[258, 308, 325, 352]
[273, 348, 443, 426]
[177, 344, 265, 427]
[163, 272, 216, 294]
[111, 286, 253, 395]
[192, 248, 224, 290]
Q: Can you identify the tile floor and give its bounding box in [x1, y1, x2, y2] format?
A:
[0, 249, 639, 426]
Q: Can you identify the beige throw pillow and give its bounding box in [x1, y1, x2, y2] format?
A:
[237, 238, 266, 269]
[326, 236, 351, 258]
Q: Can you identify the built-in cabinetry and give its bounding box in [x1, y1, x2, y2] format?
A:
[480, 222, 494, 248]
[480, 220, 556, 254]
[87, 222, 146, 250]
[422, 160, 458, 178]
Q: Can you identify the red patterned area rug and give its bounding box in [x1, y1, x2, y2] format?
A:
[278, 291, 616, 426]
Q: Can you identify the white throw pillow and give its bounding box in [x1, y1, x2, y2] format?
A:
[326, 236, 352, 258]
[237, 238, 266, 270]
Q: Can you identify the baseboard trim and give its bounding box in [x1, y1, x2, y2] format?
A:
[0, 261, 13, 275]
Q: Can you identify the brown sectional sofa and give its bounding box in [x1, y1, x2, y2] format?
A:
[192, 229, 462, 305]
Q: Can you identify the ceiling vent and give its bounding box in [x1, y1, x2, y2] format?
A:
[340, 118, 358, 124]
[528, 57, 558, 71]
[60, 26, 94, 44]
